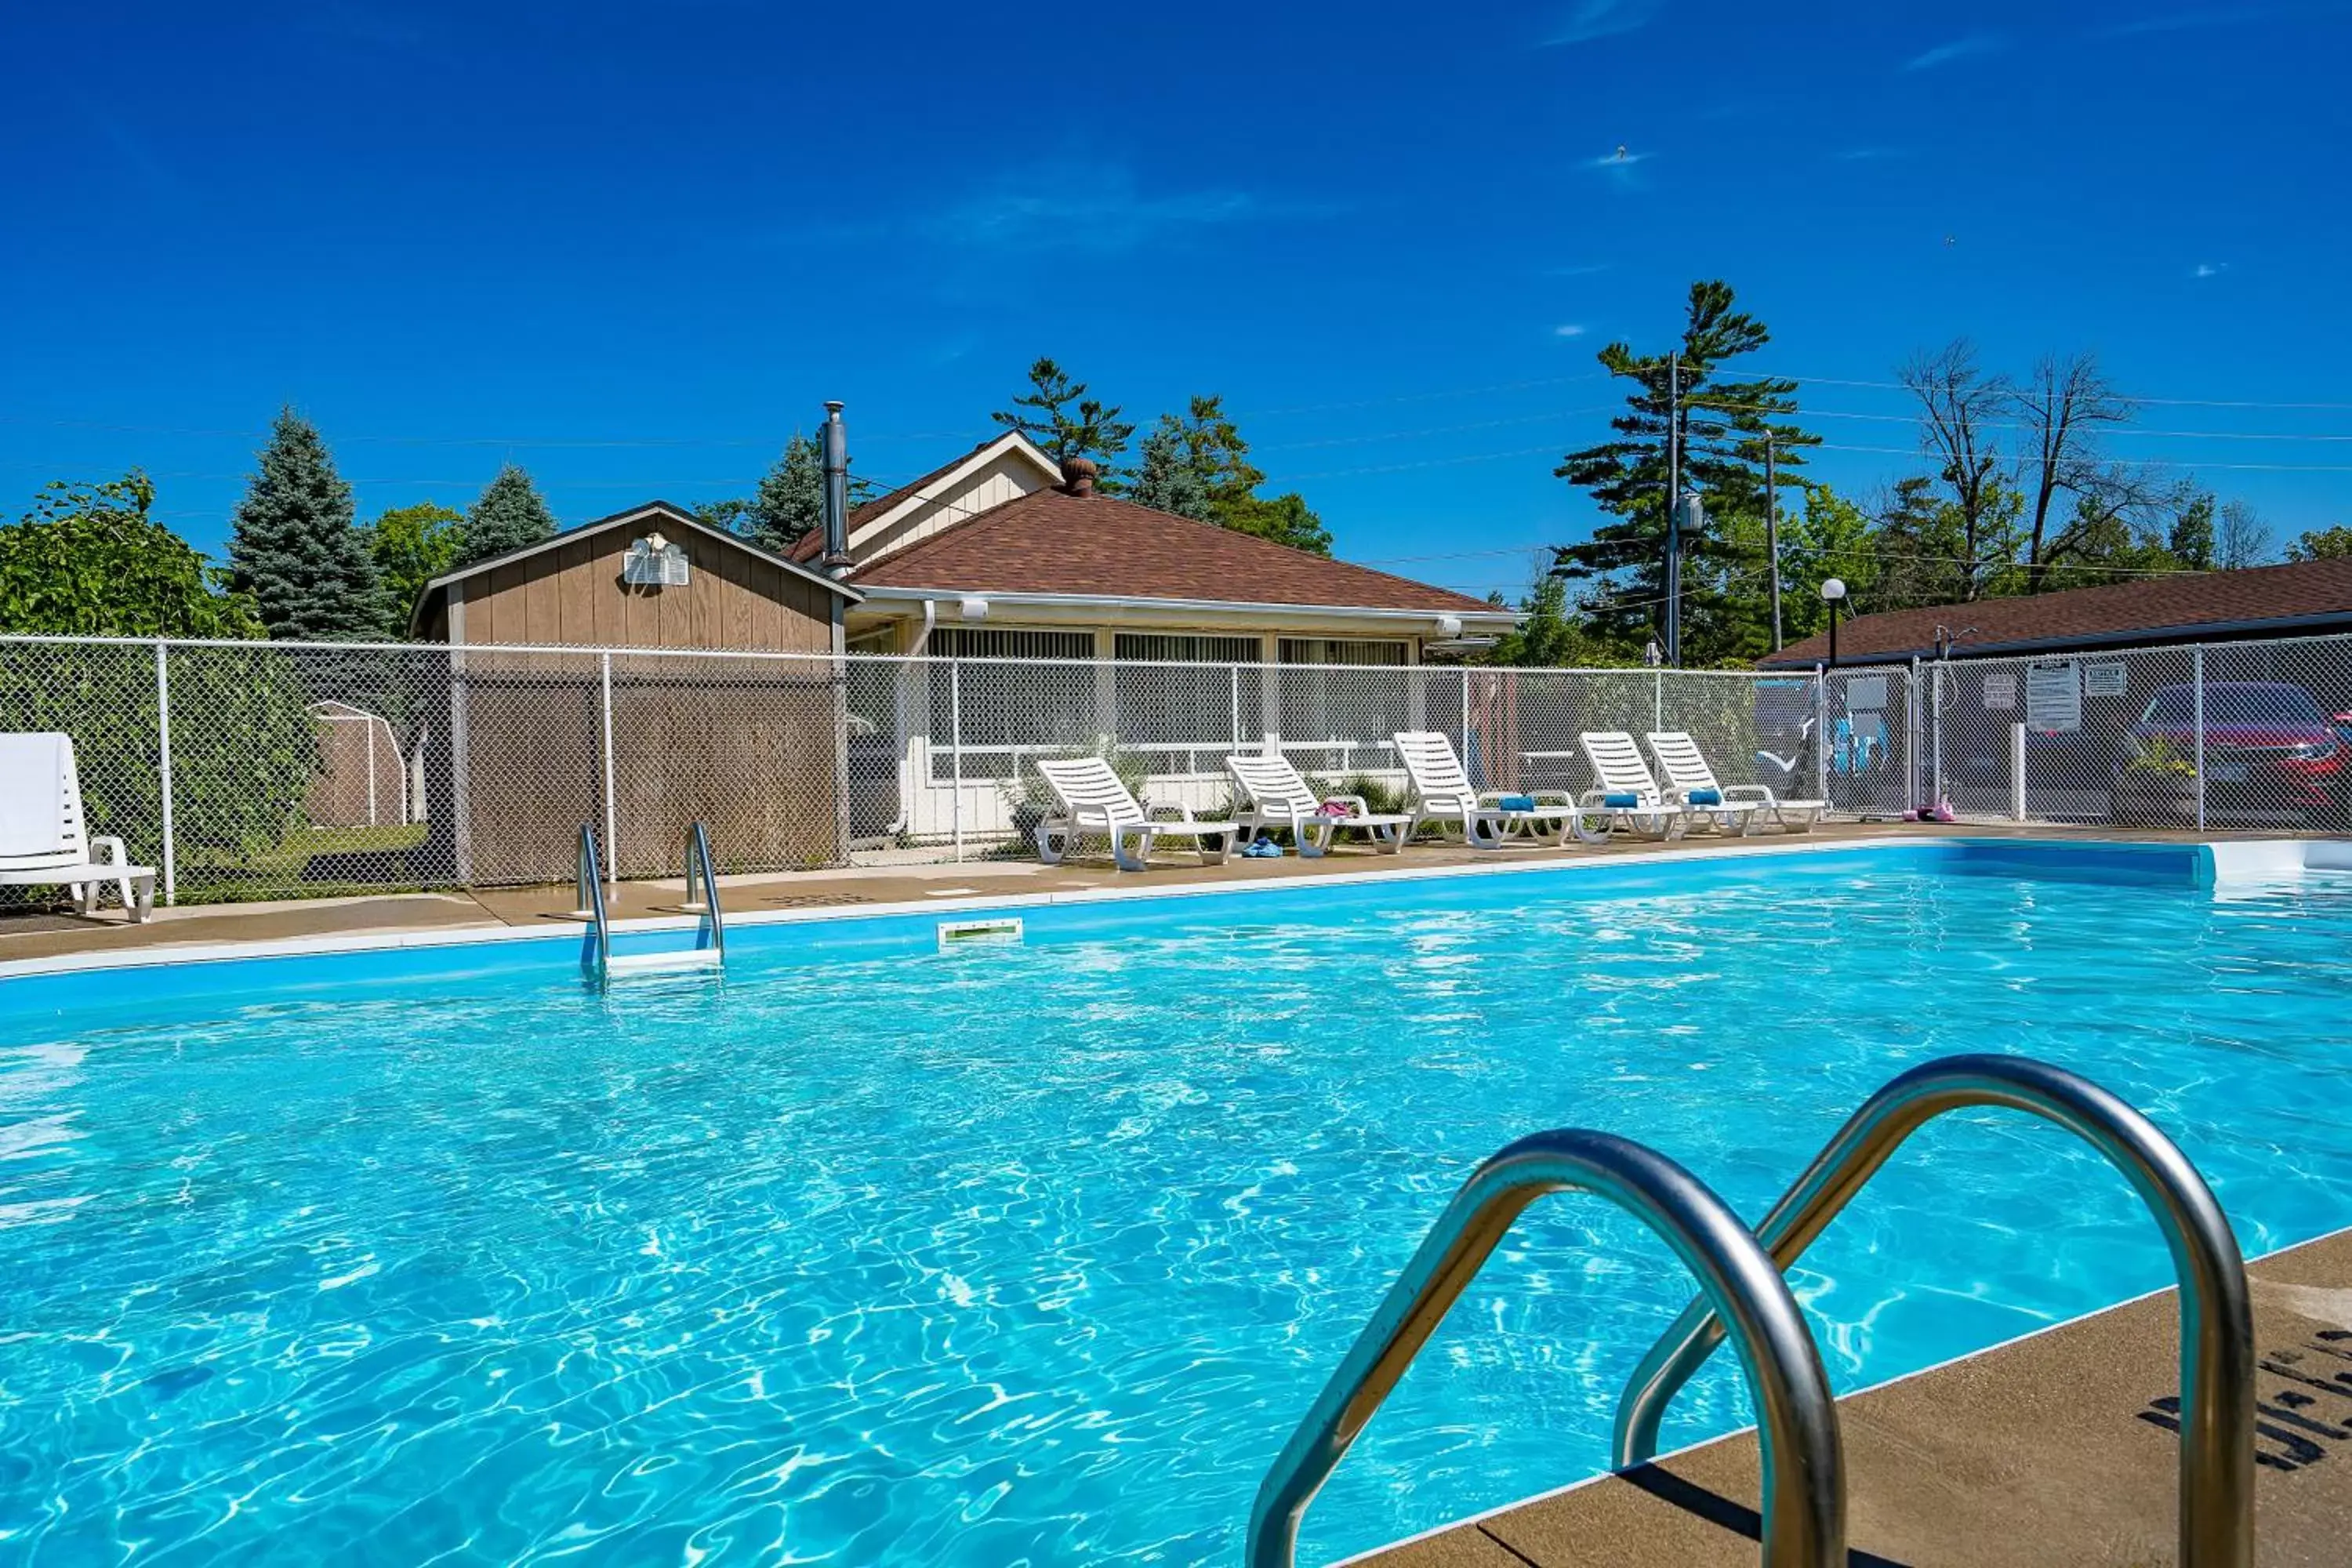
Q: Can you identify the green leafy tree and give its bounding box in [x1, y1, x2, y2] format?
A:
[1485, 574, 1604, 666]
[1, 474, 318, 884]
[991, 358, 1136, 481]
[456, 464, 558, 567]
[2287, 524, 2352, 562]
[2167, 493, 2216, 572]
[1, 472, 263, 637]
[1135, 395, 1333, 554]
[1551, 281, 1818, 666]
[227, 408, 383, 640]
[1130, 419, 1214, 521]
[363, 502, 461, 636]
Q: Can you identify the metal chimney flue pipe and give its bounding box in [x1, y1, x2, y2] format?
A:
[821, 401, 851, 579]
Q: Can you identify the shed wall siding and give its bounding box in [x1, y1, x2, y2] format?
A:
[454, 522, 835, 654]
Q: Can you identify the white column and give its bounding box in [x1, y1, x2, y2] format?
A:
[2192, 647, 2208, 832]
[2010, 721, 2028, 822]
[951, 659, 964, 863]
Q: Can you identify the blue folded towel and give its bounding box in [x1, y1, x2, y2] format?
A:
[1496, 793, 1537, 811]
[1602, 791, 1640, 809]
[1687, 788, 1722, 806]
[1241, 837, 1284, 858]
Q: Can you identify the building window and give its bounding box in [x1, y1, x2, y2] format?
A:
[1276, 639, 1411, 762]
[927, 626, 1096, 779]
[1112, 634, 1261, 760]
[1113, 633, 1261, 664]
[1277, 637, 1408, 666]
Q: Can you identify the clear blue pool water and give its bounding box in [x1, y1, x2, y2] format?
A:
[5, 842, 2352, 1566]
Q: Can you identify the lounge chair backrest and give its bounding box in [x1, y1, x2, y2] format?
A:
[1645, 731, 1720, 796]
[1036, 755, 1145, 826]
[1393, 731, 1474, 806]
[1581, 731, 1664, 800]
[0, 732, 85, 871]
[1225, 752, 1319, 815]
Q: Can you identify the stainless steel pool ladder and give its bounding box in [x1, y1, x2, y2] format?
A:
[1247, 1054, 2256, 1568]
[1612, 1052, 2256, 1568]
[573, 821, 726, 984]
[1245, 1130, 1848, 1568]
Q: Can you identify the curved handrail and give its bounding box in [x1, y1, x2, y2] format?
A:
[1612, 1053, 2253, 1568]
[1246, 1129, 1845, 1568]
[576, 823, 609, 982]
[684, 821, 725, 960]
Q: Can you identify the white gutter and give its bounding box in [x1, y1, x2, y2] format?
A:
[851, 585, 1516, 630]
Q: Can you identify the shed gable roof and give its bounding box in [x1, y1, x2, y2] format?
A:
[408, 500, 859, 636]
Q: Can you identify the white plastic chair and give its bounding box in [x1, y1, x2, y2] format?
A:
[1577, 731, 1723, 840]
[1646, 731, 1827, 833]
[1033, 756, 1238, 872]
[0, 732, 156, 921]
[1225, 752, 1410, 857]
[1392, 731, 1606, 849]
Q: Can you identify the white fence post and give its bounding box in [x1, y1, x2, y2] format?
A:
[2010, 721, 2028, 822]
[154, 639, 176, 906]
[1229, 666, 1241, 752]
[1907, 658, 1923, 811]
[1459, 668, 1472, 788]
[600, 651, 617, 885]
[1813, 665, 1829, 808]
[950, 659, 964, 864]
[1653, 669, 1664, 735]
[2193, 646, 2208, 832]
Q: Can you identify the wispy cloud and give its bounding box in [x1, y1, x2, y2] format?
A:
[930, 162, 1332, 252]
[1543, 0, 1664, 45]
[1584, 148, 1655, 192]
[1904, 33, 2009, 71]
[1554, 324, 1589, 338]
[2192, 261, 2230, 279]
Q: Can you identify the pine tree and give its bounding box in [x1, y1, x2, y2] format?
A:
[746, 434, 826, 552]
[1138, 395, 1334, 555]
[1550, 281, 1818, 665]
[991, 358, 1136, 482]
[1131, 419, 1214, 521]
[226, 408, 383, 640]
[456, 465, 558, 568]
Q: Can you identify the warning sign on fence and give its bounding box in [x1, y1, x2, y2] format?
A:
[2083, 663, 2129, 699]
[1984, 671, 2016, 710]
[2024, 660, 2082, 734]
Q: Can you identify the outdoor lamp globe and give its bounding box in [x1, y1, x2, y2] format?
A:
[1820, 578, 1847, 603]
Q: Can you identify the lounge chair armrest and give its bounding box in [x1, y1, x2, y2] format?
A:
[1719, 784, 1774, 804]
[89, 836, 128, 866]
[1147, 804, 1198, 822]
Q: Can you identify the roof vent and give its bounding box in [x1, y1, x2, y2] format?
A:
[1061, 456, 1098, 497]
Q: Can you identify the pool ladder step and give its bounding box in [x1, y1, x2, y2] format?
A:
[575, 822, 726, 986]
[1247, 1054, 2257, 1568]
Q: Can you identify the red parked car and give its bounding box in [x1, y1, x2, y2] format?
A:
[2115, 681, 2345, 826]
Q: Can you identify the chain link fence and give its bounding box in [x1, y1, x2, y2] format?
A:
[100, 627, 2352, 911]
[1915, 631, 2352, 829]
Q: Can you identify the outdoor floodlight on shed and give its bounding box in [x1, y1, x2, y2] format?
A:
[959, 597, 989, 622]
[623, 532, 690, 587]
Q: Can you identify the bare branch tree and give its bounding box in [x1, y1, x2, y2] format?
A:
[1899, 339, 2014, 602]
[2217, 499, 2275, 569]
[2013, 351, 2136, 590]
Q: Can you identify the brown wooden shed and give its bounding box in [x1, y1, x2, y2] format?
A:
[408, 503, 863, 884]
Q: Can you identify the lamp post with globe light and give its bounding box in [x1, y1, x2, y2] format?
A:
[1820, 578, 1847, 668]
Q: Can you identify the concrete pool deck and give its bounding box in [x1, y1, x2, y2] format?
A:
[0, 822, 2293, 967]
[1355, 1224, 2352, 1568]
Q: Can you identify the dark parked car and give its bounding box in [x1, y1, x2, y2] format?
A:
[2112, 681, 2344, 826]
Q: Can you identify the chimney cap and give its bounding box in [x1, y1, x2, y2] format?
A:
[1062, 456, 1099, 496]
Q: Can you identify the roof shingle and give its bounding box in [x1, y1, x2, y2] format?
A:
[1766, 558, 2352, 665]
[850, 488, 1497, 614]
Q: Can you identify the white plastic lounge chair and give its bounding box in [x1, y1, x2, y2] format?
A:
[1392, 731, 1606, 849]
[0, 732, 155, 922]
[1224, 753, 1411, 857]
[1577, 731, 1730, 840]
[1646, 731, 1827, 833]
[1033, 756, 1239, 872]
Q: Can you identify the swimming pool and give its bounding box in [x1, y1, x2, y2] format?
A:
[5, 840, 2351, 1566]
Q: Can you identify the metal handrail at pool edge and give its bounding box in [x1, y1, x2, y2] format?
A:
[1610, 1052, 2255, 1568]
[575, 823, 609, 982]
[1245, 1129, 1846, 1568]
[681, 820, 725, 962]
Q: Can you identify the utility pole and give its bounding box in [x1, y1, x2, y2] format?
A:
[1664, 352, 1682, 667]
[1764, 434, 1783, 652]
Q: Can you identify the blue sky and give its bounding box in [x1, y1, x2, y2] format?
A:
[5, 0, 2351, 601]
